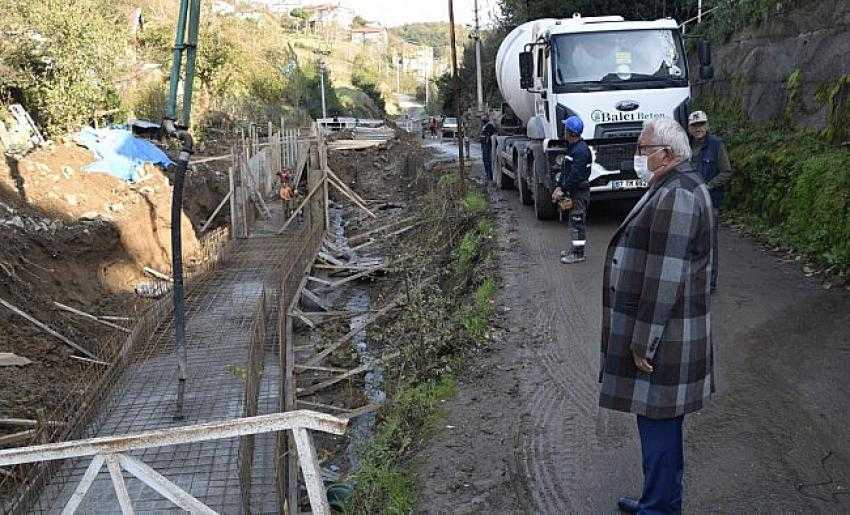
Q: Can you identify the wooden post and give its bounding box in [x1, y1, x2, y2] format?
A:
[284, 314, 299, 514]
[228, 165, 238, 239]
[448, 0, 467, 195]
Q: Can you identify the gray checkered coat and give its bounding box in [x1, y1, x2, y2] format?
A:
[599, 162, 715, 419]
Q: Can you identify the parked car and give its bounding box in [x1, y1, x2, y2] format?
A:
[441, 117, 458, 138]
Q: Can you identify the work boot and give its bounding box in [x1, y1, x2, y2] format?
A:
[560, 251, 586, 264]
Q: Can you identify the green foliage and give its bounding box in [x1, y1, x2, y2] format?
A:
[351, 51, 386, 114]
[816, 75, 850, 145]
[346, 377, 457, 514]
[460, 278, 497, 342]
[0, 0, 130, 135]
[462, 191, 488, 215]
[352, 15, 368, 28]
[391, 23, 467, 60]
[700, 96, 850, 273]
[454, 218, 495, 276]
[784, 68, 802, 120]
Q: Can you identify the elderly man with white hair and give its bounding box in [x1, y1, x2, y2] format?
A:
[598, 118, 715, 514]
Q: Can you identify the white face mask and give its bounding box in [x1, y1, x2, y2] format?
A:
[634, 148, 665, 182]
[634, 155, 652, 181]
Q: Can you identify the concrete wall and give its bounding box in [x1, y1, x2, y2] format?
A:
[694, 0, 850, 129]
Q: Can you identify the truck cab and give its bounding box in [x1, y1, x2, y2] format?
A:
[491, 15, 708, 219]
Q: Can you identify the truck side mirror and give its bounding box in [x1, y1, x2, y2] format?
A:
[519, 51, 534, 89]
[698, 40, 714, 80]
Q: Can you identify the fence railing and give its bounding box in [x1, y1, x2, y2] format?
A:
[0, 411, 347, 515]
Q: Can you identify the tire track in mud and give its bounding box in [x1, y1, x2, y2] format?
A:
[496, 191, 623, 514]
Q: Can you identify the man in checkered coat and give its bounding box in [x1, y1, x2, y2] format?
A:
[599, 118, 715, 514]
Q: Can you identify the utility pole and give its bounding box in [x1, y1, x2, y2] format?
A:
[474, 0, 484, 113]
[319, 60, 327, 119]
[396, 54, 402, 93]
[448, 0, 466, 193]
[698, 0, 703, 23]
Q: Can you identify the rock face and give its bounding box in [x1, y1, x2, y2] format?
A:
[694, 0, 850, 129]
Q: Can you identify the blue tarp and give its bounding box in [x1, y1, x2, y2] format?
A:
[74, 126, 173, 182]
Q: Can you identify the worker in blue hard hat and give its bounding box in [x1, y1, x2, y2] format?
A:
[552, 115, 593, 264]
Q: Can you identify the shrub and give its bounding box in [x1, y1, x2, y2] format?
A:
[0, 0, 130, 135]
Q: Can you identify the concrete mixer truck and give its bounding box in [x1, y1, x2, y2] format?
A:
[489, 14, 713, 220]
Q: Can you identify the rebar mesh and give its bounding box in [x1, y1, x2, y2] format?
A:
[1, 128, 327, 515]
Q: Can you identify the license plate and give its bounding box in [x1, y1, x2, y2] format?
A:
[612, 179, 648, 190]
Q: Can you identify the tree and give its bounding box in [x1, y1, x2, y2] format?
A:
[351, 51, 386, 114]
[352, 15, 368, 28]
[498, 0, 699, 29]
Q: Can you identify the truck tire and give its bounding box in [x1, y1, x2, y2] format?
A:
[496, 148, 515, 190]
[518, 155, 533, 206]
[534, 179, 557, 220]
[530, 149, 557, 220]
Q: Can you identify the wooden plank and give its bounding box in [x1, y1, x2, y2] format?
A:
[348, 217, 417, 243]
[327, 265, 385, 289]
[143, 267, 173, 282]
[118, 454, 217, 514]
[0, 430, 35, 447]
[199, 191, 232, 234]
[292, 428, 331, 515]
[53, 302, 130, 333]
[70, 355, 109, 366]
[188, 154, 232, 165]
[324, 168, 371, 208]
[305, 276, 435, 367]
[228, 165, 239, 238]
[0, 297, 96, 359]
[317, 252, 345, 267]
[284, 315, 299, 515]
[105, 454, 134, 515]
[306, 276, 333, 287]
[294, 364, 348, 373]
[326, 174, 376, 218]
[296, 400, 353, 414]
[341, 404, 381, 421]
[297, 363, 371, 397]
[61, 455, 105, 515]
[0, 418, 63, 428]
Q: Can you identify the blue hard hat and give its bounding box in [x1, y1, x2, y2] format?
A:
[562, 115, 584, 135]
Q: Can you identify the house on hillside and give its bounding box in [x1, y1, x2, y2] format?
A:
[303, 3, 355, 30]
[350, 26, 389, 45]
[402, 45, 435, 78]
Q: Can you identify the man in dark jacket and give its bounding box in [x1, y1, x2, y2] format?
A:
[480, 114, 496, 181]
[688, 110, 732, 293]
[552, 115, 592, 264]
[600, 117, 714, 514]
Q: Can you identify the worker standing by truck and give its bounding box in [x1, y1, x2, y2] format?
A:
[552, 115, 592, 264]
[688, 110, 732, 293]
[480, 113, 496, 181]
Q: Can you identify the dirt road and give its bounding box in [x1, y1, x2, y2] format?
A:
[416, 148, 850, 513]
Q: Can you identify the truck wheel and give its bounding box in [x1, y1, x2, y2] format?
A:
[493, 148, 504, 189]
[533, 179, 557, 220]
[518, 157, 533, 205]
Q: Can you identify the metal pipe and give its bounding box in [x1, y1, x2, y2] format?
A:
[166, 0, 190, 120]
[180, 0, 202, 127]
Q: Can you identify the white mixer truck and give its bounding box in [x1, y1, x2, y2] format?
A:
[490, 14, 713, 219]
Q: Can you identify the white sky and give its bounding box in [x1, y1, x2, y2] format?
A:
[338, 0, 501, 28]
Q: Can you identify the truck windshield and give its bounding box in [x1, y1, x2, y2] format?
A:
[551, 29, 687, 92]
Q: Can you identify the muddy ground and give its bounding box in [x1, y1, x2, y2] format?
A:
[415, 156, 850, 513]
